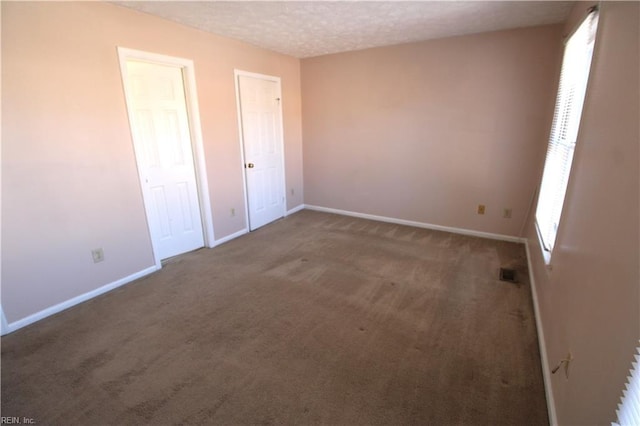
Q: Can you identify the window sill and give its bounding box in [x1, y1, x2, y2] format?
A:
[535, 222, 553, 268]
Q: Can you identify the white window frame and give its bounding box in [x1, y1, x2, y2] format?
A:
[535, 9, 599, 265]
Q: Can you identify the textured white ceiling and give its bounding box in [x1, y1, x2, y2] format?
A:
[115, 1, 573, 58]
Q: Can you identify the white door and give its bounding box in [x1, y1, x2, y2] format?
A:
[237, 74, 285, 230]
[123, 60, 204, 260]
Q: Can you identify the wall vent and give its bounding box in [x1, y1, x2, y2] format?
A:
[499, 268, 517, 283]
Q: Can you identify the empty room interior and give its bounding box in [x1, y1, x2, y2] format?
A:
[1, 1, 638, 425]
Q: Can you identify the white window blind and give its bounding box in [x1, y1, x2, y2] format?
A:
[535, 9, 599, 253]
[612, 343, 640, 426]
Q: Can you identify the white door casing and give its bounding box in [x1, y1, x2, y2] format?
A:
[236, 71, 286, 231]
[1, 306, 8, 336]
[119, 48, 213, 264]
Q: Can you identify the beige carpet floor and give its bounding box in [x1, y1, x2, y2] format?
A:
[1, 210, 547, 425]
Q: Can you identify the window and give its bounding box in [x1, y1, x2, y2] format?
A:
[535, 9, 599, 258]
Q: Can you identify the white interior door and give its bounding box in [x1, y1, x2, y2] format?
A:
[237, 74, 285, 230]
[123, 60, 204, 260]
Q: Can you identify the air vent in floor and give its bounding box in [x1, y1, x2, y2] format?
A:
[499, 268, 517, 283]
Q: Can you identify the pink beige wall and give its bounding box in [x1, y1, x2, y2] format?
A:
[301, 25, 562, 237]
[1, 2, 303, 324]
[4, 2, 639, 421]
[526, 2, 639, 424]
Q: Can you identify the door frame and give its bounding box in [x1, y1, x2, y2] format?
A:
[233, 69, 287, 231]
[1, 306, 8, 336]
[117, 47, 215, 268]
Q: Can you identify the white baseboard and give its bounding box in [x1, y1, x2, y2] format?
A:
[304, 204, 526, 243]
[525, 241, 557, 426]
[286, 204, 305, 216]
[211, 228, 248, 247]
[2, 265, 159, 335]
[3, 225, 250, 336]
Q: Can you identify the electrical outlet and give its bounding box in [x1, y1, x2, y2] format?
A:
[230, 208, 236, 217]
[503, 208, 512, 219]
[477, 204, 486, 215]
[92, 248, 104, 263]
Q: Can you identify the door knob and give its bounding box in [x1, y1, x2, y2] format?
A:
[246, 163, 255, 168]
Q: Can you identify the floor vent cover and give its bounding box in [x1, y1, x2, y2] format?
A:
[499, 268, 517, 283]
